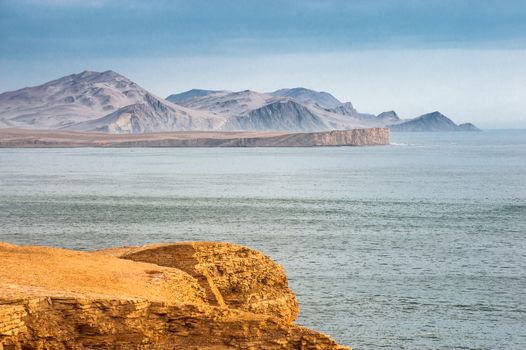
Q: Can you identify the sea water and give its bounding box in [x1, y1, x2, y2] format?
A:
[1, 130, 525, 349]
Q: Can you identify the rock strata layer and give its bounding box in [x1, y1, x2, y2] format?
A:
[0, 242, 350, 350]
[0, 128, 389, 148]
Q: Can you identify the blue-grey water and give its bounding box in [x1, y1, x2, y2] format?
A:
[0, 130, 525, 349]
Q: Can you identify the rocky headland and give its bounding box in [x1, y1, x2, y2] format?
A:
[0, 241, 350, 350]
[0, 128, 389, 148]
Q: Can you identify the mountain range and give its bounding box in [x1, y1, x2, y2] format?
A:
[0, 70, 479, 134]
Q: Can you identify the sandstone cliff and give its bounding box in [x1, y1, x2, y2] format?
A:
[0, 128, 389, 148]
[0, 242, 350, 350]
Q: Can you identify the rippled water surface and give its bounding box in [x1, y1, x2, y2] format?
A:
[1, 130, 525, 349]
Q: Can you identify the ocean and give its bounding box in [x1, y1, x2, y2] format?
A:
[1, 130, 525, 349]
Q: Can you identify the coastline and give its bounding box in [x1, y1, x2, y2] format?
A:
[0, 241, 350, 350]
[0, 128, 389, 148]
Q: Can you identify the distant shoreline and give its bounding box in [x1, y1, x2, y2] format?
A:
[0, 128, 389, 148]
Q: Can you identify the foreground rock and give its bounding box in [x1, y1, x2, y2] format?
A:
[0, 242, 350, 350]
[0, 128, 389, 148]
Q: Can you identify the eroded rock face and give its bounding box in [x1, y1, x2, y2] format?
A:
[119, 242, 299, 323]
[0, 128, 389, 148]
[0, 242, 350, 350]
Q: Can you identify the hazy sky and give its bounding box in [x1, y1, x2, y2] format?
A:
[1, 0, 525, 128]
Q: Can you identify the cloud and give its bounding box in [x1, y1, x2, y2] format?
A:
[4, 0, 180, 9]
[7, 0, 109, 7]
[1, 1, 525, 128]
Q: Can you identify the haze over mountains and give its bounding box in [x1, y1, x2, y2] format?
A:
[0, 70, 479, 134]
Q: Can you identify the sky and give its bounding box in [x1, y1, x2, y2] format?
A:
[1, 0, 525, 128]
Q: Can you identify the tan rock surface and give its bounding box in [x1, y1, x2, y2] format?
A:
[113, 242, 299, 323]
[0, 128, 389, 147]
[0, 242, 350, 350]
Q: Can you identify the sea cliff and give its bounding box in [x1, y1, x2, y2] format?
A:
[0, 128, 389, 148]
[0, 242, 350, 350]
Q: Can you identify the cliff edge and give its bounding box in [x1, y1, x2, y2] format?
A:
[0, 242, 350, 350]
[0, 128, 389, 148]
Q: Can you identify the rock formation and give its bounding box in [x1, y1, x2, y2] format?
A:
[0, 241, 350, 350]
[0, 128, 390, 148]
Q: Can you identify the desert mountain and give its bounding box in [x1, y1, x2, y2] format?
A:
[0, 70, 479, 133]
[0, 70, 152, 129]
[389, 111, 481, 132]
[223, 99, 335, 131]
[270, 87, 342, 109]
[0, 71, 224, 133]
[457, 122, 481, 131]
[167, 88, 386, 131]
[70, 93, 224, 134]
[166, 89, 226, 104]
[376, 111, 401, 124]
[168, 89, 277, 117]
[326, 101, 357, 116]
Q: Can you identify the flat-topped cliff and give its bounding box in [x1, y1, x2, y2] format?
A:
[0, 128, 389, 147]
[0, 241, 350, 350]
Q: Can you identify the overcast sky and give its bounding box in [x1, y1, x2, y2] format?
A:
[1, 0, 525, 128]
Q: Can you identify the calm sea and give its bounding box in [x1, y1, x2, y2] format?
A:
[1, 130, 525, 349]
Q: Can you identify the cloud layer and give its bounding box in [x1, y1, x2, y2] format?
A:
[1, 0, 525, 127]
